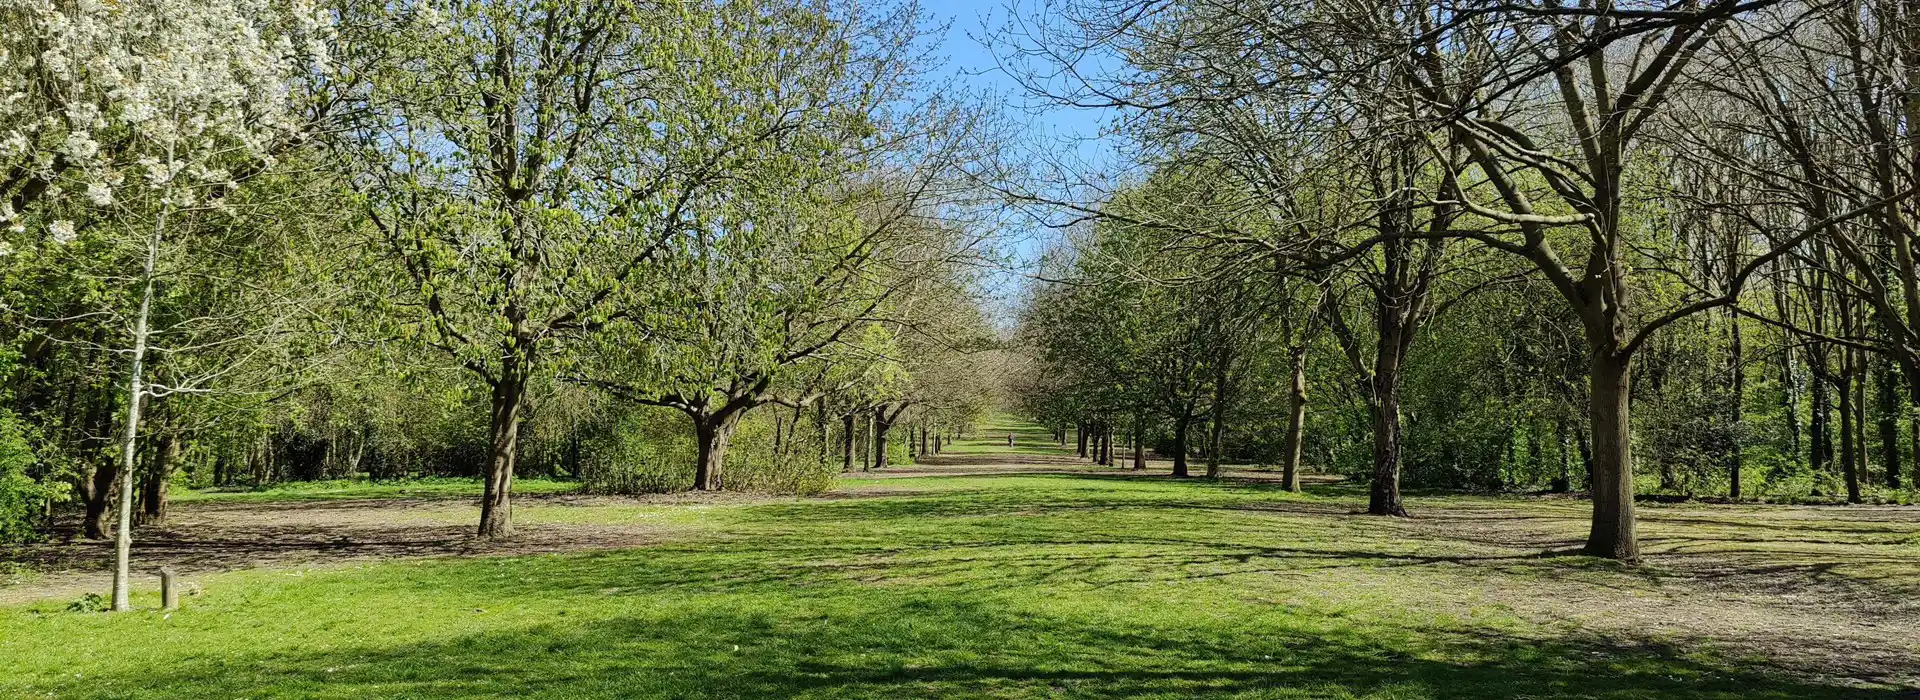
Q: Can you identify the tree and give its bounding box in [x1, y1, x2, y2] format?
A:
[342, 0, 872, 532]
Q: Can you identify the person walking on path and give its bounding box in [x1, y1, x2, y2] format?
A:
[1007, 434, 1015, 448]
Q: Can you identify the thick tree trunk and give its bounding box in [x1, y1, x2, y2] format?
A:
[1281, 345, 1308, 492]
[140, 435, 177, 527]
[1171, 414, 1191, 477]
[1584, 351, 1639, 562]
[693, 411, 741, 491]
[478, 372, 525, 538]
[1076, 423, 1088, 458]
[1367, 322, 1408, 517]
[82, 459, 117, 540]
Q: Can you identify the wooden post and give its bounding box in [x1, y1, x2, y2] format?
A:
[160, 567, 178, 611]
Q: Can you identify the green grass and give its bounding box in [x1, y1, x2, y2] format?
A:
[938, 413, 1081, 457]
[3, 418, 1909, 698]
[172, 476, 581, 503]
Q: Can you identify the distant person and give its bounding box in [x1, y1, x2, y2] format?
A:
[1007, 433, 1015, 448]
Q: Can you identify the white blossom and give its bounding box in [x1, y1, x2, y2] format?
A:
[86, 182, 113, 206]
[49, 220, 76, 244]
[63, 131, 98, 159]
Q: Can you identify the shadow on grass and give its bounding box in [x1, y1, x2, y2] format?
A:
[38, 570, 1897, 699]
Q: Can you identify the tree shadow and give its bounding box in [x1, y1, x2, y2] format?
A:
[34, 580, 1900, 699]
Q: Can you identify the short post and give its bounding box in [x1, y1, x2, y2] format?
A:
[160, 567, 178, 611]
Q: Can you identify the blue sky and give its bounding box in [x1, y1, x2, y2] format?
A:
[918, 0, 1119, 322]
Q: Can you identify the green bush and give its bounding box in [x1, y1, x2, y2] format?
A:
[0, 412, 54, 543]
[578, 406, 840, 496]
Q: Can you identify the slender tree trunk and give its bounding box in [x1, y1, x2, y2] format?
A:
[873, 407, 892, 470]
[1878, 357, 1902, 489]
[1205, 379, 1228, 479]
[1551, 416, 1572, 493]
[1102, 423, 1113, 465]
[1076, 423, 1088, 458]
[1727, 312, 1745, 501]
[111, 209, 164, 612]
[1281, 345, 1308, 492]
[1840, 362, 1862, 503]
[1171, 414, 1191, 477]
[842, 413, 856, 472]
[1585, 350, 1639, 562]
[1131, 411, 1145, 471]
[1811, 349, 1833, 483]
[478, 369, 526, 537]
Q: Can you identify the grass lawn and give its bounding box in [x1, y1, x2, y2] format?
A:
[2, 417, 1914, 698]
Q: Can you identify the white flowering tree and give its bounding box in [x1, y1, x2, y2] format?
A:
[0, 0, 327, 611]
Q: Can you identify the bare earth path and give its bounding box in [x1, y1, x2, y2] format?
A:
[5, 418, 1918, 691]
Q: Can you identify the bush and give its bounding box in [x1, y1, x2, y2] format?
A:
[0, 412, 54, 543]
[578, 405, 840, 496]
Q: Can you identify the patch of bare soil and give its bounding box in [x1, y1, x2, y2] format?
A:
[0, 491, 762, 605]
[1403, 499, 1920, 690]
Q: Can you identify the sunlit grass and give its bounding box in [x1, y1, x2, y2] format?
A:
[6, 418, 1910, 698]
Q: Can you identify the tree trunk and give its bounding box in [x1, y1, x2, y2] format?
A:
[1811, 349, 1833, 481]
[1101, 423, 1113, 465]
[1076, 423, 1088, 458]
[1551, 416, 1572, 494]
[1878, 358, 1902, 489]
[1171, 414, 1191, 477]
[1281, 345, 1308, 492]
[842, 413, 856, 472]
[1205, 378, 1228, 479]
[111, 211, 164, 612]
[1727, 311, 1745, 501]
[873, 407, 892, 470]
[478, 371, 526, 537]
[1840, 364, 1861, 503]
[140, 434, 178, 527]
[693, 411, 741, 491]
[1132, 411, 1145, 470]
[1584, 350, 1639, 562]
[1367, 321, 1408, 517]
[82, 458, 117, 540]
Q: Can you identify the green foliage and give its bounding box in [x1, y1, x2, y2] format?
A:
[0, 411, 51, 543]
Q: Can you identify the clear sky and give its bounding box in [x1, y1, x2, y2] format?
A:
[917, 0, 1119, 325]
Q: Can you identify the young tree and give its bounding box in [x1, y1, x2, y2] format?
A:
[0, 0, 328, 609]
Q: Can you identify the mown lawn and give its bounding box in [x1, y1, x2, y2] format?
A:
[2, 420, 1912, 698]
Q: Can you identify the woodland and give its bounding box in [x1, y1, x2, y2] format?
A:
[2, 0, 1919, 697]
